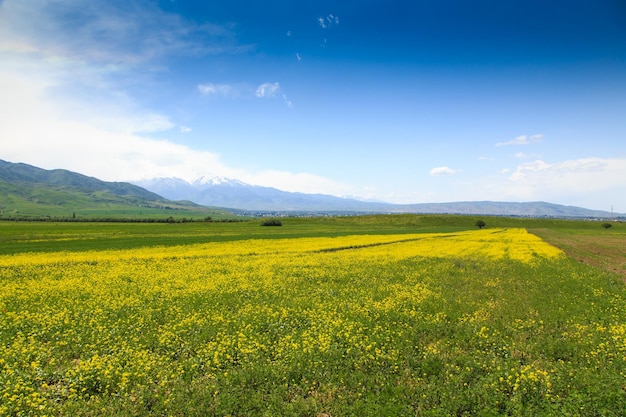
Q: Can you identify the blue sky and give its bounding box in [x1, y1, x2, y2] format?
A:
[1, 0, 625, 211]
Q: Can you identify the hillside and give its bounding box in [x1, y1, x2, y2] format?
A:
[0, 160, 233, 220]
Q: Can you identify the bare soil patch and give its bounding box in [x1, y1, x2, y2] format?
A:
[531, 228, 626, 279]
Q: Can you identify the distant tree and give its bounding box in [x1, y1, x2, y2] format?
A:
[261, 219, 282, 226]
[602, 222, 612, 229]
[475, 220, 486, 229]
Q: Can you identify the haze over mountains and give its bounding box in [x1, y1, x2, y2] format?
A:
[0, 159, 621, 218]
[134, 176, 623, 218]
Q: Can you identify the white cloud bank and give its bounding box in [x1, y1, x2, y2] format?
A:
[507, 158, 626, 201]
[496, 134, 543, 147]
[429, 166, 457, 176]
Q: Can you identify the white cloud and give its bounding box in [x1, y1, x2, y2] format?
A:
[509, 158, 610, 182]
[198, 83, 234, 97]
[241, 170, 352, 196]
[429, 166, 457, 176]
[255, 82, 292, 107]
[0, 70, 234, 182]
[255, 82, 281, 98]
[495, 134, 543, 147]
[502, 157, 626, 208]
[179, 125, 192, 133]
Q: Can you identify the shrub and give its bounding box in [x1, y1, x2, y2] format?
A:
[475, 220, 486, 229]
[261, 219, 282, 226]
[602, 222, 612, 229]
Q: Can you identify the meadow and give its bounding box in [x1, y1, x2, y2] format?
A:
[1, 215, 625, 416]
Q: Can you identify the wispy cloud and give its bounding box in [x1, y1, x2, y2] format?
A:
[495, 134, 543, 147]
[179, 125, 192, 133]
[0, 1, 243, 66]
[429, 166, 457, 176]
[318, 14, 339, 29]
[198, 83, 235, 97]
[197, 81, 292, 106]
[255, 82, 281, 98]
[255, 82, 292, 107]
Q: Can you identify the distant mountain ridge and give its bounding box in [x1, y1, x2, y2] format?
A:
[1, 159, 620, 218]
[134, 176, 623, 218]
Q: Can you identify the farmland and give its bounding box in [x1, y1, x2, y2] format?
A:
[1, 216, 625, 416]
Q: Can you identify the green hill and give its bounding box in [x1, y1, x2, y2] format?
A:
[0, 160, 236, 220]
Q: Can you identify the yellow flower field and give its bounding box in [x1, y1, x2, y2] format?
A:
[0, 227, 562, 267]
[1, 226, 624, 416]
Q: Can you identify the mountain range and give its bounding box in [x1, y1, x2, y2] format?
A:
[0, 159, 621, 219]
[133, 177, 624, 218]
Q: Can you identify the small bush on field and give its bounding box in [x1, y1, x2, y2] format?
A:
[602, 222, 612, 229]
[261, 219, 282, 226]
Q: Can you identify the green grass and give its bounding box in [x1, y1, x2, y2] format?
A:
[0, 213, 617, 255]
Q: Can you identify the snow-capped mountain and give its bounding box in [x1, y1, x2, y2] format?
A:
[133, 177, 384, 211]
[133, 177, 198, 202]
[191, 176, 247, 188]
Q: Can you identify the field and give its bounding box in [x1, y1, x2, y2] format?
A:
[1, 216, 625, 416]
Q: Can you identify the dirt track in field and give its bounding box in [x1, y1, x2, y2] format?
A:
[531, 228, 626, 279]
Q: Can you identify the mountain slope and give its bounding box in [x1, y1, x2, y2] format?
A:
[0, 160, 231, 219]
[0, 159, 161, 200]
[136, 177, 624, 218]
